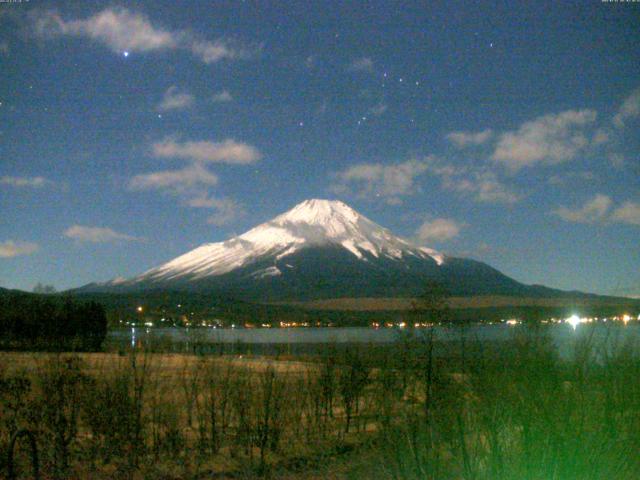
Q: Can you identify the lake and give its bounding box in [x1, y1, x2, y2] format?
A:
[107, 322, 640, 358]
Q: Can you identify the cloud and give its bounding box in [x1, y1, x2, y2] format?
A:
[422, 157, 521, 204]
[446, 129, 493, 148]
[553, 194, 613, 223]
[333, 159, 429, 204]
[185, 194, 245, 226]
[211, 90, 233, 103]
[198, 197, 246, 226]
[0, 42, 8, 56]
[608, 153, 625, 169]
[129, 137, 259, 226]
[554, 195, 640, 226]
[611, 201, 640, 226]
[191, 38, 259, 64]
[30, 7, 255, 64]
[368, 102, 388, 116]
[152, 137, 261, 164]
[0, 240, 39, 258]
[613, 87, 640, 128]
[349, 57, 374, 72]
[492, 110, 597, 171]
[32, 8, 177, 53]
[547, 171, 596, 186]
[304, 55, 316, 69]
[0, 175, 50, 188]
[129, 164, 218, 194]
[64, 225, 140, 243]
[416, 218, 464, 243]
[157, 86, 194, 111]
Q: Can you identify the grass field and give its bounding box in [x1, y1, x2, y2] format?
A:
[2, 326, 640, 479]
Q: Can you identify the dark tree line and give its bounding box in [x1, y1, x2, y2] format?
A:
[0, 293, 107, 350]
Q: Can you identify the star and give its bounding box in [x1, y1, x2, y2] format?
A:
[123, 51, 129, 57]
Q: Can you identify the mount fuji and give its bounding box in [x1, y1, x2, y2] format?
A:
[78, 199, 568, 301]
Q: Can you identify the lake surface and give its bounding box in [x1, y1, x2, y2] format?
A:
[108, 322, 640, 358]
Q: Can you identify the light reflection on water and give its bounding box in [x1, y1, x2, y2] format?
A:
[109, 323, 640, 358]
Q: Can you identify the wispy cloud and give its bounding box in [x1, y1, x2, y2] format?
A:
[368, 102, 388, 117]
[610, 201, 640, 226]
[349, 57, 374, 72]
[332, 159, 428, 204]
[446, 129, 493, 148]
[492, 110, 597, 171]
[63, 225, 140, 243]
[0, 175, 51, 188]
[30, 7, 257, 64]
[211, 90, 233, 103]
[190, 196, 246, 226]
[152, 137, 261, 164]
[157, 86, 194, 111]
[416, 218, 464, 243]
[553, 195, 640, 226]
[129, 164, 218, 194]
[0, 240, 39, 258]
[553, 194, 612, 223]
[129, 137, 259, 225]
[613, 87, 640, 128]
[423, 157, 520, 204]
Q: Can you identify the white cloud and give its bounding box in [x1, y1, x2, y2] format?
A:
[129, 164, 218, 193]
[368, 102, 388, 116]
[547, 171, 596, 186]
[30, 7, 255, 64]
[611, 201, 640, 226]
[32, 8, 177, 53]
[553, 194, 613, 223]
[333, 159, 429, 204]
[0, 240, 39, 258]
[203, 197, 246, 226]
[152, 137, 261, 164]
[349, 57, 374, 72]
[554, 195, 640, 226]
[305, 55, 316, 69]
[613, 87, 640, 128]
[423, 157, 520, 204]
[157, 86, 194, 111]
[446, 129, 493, 148]
[185, 194, 245, 226]
[0, 175, 50, 188]
[492, 110, 597, 171]
[211, 90, 233, 103]
[592, 128, 610, 146]
[191, 38, 259, 64]
[64, 225, 140, 243]
[608, 153, 625, 169]
[416, 218, 464, 243]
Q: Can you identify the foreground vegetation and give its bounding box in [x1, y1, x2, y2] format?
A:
[1, 326, 639, 479]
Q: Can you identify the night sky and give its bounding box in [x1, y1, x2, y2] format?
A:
[1, 1, 639, 296]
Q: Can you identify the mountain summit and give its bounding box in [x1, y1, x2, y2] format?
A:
[80, 199, 556, 300]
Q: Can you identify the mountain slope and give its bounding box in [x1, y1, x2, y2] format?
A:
[77, 199, 580, 301]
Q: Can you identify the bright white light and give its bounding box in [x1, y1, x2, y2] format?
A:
[566, 314, 582, 330]
[622, 314, 631, 324]
[123, 51, 129, 57]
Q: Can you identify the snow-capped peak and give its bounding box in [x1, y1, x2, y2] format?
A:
[129, 199, 444, 284]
